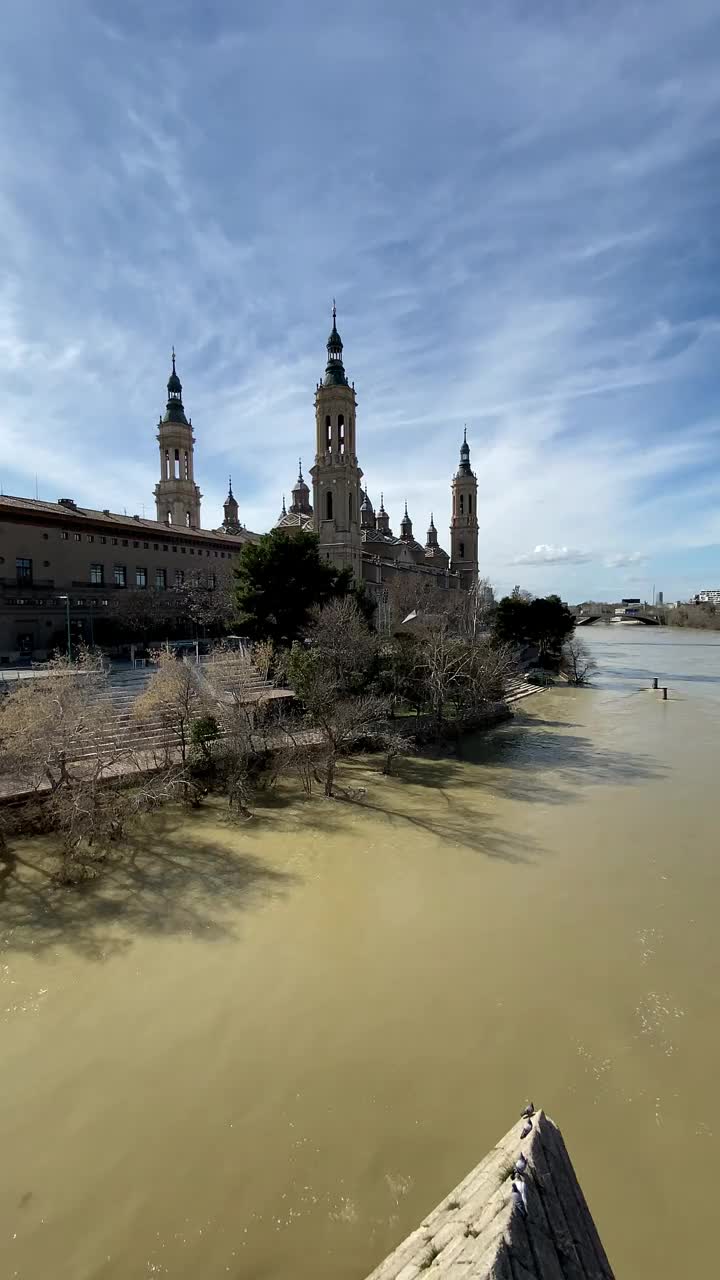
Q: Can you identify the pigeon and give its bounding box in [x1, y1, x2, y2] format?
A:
[520, 1121, 532, 1139]
[514, 1154, 528, 1175]
[521, 1102, 535, 1118]
[511, 1181, 527, 1217]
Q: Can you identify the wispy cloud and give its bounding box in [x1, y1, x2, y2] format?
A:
[1, 1, 720, 599]
[604, 552, 648, 569]
[514, 545, 592, 566]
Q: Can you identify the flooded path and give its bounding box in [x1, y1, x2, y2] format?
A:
[2, 626, 720, 1279]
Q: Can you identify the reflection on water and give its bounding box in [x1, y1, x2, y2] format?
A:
[2, 626, 720, 1280]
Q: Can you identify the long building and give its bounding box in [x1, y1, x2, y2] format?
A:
[0, 311, 479, 662]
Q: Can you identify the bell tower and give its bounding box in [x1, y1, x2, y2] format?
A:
[222, 476, 240, 533]
[450, 429, 478, 586]
[310, 305, 363, 579]
[154, 351, 202, 529]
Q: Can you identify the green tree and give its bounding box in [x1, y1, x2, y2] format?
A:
[494, 593, 575, 664]
[232, 529, 355, 646]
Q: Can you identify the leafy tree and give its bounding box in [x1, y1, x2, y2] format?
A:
[232, 529, 354, 646]
[494, 593, 575, 663]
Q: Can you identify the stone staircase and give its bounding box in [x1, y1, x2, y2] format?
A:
[504, 676, 541, 704]
[69, 664, 192, 762]
[68, 660, 290, 763]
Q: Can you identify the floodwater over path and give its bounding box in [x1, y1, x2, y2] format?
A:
[2, 626, 720, 1279]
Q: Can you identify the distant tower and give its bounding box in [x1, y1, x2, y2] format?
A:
[360, 488, 376, 530]
[311, 304, 363, 578]
[450, 429, 478, 585]
[288, 459, 313, 516]
[425, 513, 438, 550]
[154, 351, 202, 529]
[375, 494, 391, 535]
[400, 502, 413, 542]
[222, 476, 240, 533]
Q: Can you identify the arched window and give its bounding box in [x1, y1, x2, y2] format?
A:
[165, 449, 170, 480]
[184, 451, 189, 480]
[185, 511, 191, 527]
[174, 448, 180, 479]
[325, 414, 332, 450]
[459, 542, 465, 559]
[167, 511, 173, 526]
[460, 494, 464, 515]
[468, 494, 472, 514]
[338, 414, 345, 455]
[326, 490, 333, 520]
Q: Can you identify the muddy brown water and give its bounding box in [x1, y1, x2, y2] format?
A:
[2, 626, 720, 1279]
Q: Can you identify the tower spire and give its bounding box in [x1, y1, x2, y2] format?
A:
[324, 300, 347, 386]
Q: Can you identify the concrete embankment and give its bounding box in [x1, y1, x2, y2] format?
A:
[364, 1108, 614, 1279]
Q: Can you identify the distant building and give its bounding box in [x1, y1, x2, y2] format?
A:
[695, 589, 720, 605]
[656, 590, 663, 605]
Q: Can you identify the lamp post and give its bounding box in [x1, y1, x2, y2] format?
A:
[58, 595, 72, 660]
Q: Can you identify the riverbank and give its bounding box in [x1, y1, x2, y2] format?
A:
[3, 630, 719, 1280]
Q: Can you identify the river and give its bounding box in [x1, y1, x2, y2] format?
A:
[2, 625, 720, 1279]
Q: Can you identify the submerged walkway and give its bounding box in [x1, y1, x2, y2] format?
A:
[365, 1108, 613, 1279]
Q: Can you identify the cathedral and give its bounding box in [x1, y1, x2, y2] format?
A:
[0, 308, 478, 661]
[245, 306, 478, 598]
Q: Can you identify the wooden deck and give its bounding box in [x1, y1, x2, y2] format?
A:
[364, 1109, 614, 1279]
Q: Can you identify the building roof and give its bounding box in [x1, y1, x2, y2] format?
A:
[276, 510, 314, 531]
[0, 494, 257, 547]
[362, 528, 402, 546]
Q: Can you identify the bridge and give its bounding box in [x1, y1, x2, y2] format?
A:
[576, 608, 659, 626]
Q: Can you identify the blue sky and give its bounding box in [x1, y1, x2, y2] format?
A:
[2, 0, 720, 602]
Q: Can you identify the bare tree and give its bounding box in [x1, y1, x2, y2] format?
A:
[286, 599, 386, 796]
[252, 639, 275, 683]
[132, 651, 206, 767]
[561, 636, 597, 685]
[0, 650, 139, 880]
[0, 649, 111, 796]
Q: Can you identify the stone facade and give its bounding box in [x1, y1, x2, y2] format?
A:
[0, 497, 252, 661]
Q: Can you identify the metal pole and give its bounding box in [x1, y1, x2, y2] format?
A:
[65, 597, 72, 660]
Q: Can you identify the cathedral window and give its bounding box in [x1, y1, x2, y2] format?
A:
[174, 448, 180, 478]
[326, 415, 332, 449]
[459, 542, 465, 559]
[338, 414, 345, 454]
[185, 512, 191, 527]
[184, 451, 189, 479]
[326, 490, 333, 520]
[165, 449, 170, 480]
[459, 494, 464, 515]
[468, 494, 472, 514]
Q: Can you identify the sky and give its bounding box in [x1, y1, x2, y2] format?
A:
[2, 0, 720, 603]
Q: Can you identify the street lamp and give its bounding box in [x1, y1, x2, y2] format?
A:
[58, 595, 72, 659]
